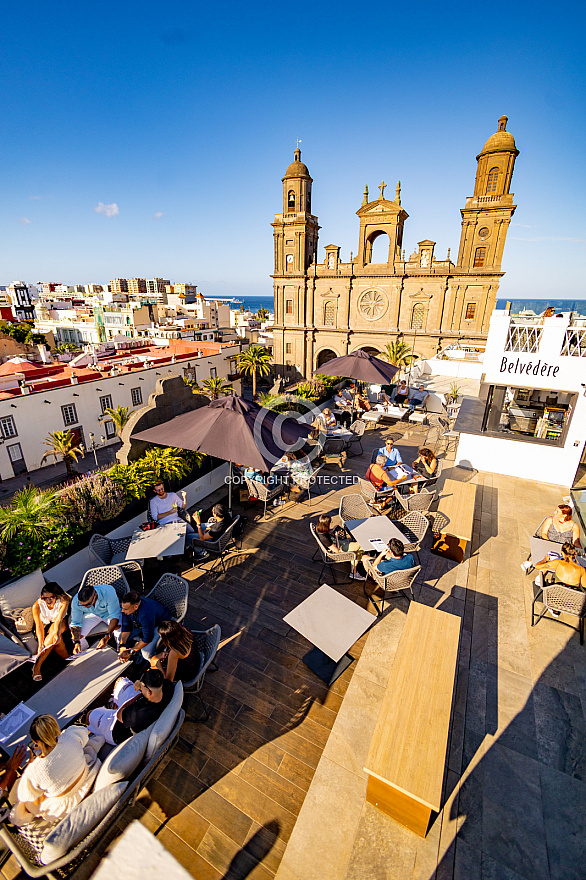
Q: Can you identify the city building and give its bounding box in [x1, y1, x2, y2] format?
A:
[272, 116, 519, 378]
[454, 308, 586, 491]
[6, 282, 38, 322]
[0, 338, 243, 479]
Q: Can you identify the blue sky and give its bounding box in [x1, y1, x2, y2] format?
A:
[1, 0, 584, 299]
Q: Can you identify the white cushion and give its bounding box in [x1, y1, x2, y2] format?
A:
[0, 569, 46, 617]
[93, 727, 150, 791]
[110, 551, 127, 565]
[40, 781, 127, 865]
[145, 681, 183, 760]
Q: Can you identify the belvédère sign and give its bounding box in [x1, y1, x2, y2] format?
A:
[499, 356, 560, 379]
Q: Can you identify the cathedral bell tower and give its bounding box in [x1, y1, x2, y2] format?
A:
[457, 115, 519, 272]
[272, 149, 319, 276]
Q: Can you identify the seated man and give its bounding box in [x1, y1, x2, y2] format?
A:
[118, 591, 173, 663]
[377, 437, 403, 471]
[87, 668, 174, 745]
[365, 455, 406, 513]
[193, 503, 232, 554]
[370, 538, 416, 576]
[149, 481, 194, 534]
[408, 384, 429, 412]
[333, 392, 352, 427]
[70, 583, 121, 653]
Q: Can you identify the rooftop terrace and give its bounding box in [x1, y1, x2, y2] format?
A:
[1, 417, 583, 880]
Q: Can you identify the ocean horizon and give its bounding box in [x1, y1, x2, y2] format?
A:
[496, 298, 586, 316]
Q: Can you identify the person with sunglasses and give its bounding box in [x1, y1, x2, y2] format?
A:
[70, 583, 121, 654]
[31, 582, 72, 681]
[87, 668, 174, 745]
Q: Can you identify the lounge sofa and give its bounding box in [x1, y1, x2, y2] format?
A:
[0, 569, 48, 676]
[0, 681, 185, 879]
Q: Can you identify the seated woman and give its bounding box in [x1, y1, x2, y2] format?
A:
[540, 504, 581, 548]
[10, 715, 101, 827]
[31, 582, 72, 682]
[409, 447, 438, 493]
[355, 391, 371, 416]
[320, 408, 337, 429]
[533, 542, 586, 613]
[152, 620, 202, 683]
[244, 466, 277, 489]
[315, 514, 365, 580]
[394, 380, 409, 405]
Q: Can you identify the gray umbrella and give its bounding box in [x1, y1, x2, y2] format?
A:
[133, 395, 312, 508]
[314, 349, 399, 384]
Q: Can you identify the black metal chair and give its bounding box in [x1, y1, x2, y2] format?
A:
[88, 534, 143, 591]
[344, 420, 366, 457]
[190, 515, 241, 573]
[182, 624, 222, 728]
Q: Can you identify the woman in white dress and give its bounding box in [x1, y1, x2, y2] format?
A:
[10, 715, 102, 826]
[31, 583, 71, 681]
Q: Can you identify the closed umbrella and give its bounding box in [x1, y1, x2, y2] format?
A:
[133, 395, 312, 508]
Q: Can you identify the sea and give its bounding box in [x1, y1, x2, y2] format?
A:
[230, 295, 275, 315]
[496, 298, 586, 317]
[231, 295, 586, 318]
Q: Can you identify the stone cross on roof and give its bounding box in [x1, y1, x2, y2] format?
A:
[378, 180, 386, 199]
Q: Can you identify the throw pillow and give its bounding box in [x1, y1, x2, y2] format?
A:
[4, 606, 35, 634]
[93, 727, 150, 791]
[145, 680, 183, 760]
[0, 569, 46, 618]
[40, 781, 127, 865]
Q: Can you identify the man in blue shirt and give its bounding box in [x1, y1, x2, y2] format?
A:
[70, 583, 122, 653]
[408, 385, 430, 412]
[118, 591, 173, 662]
[377, 437, 403, 471]
[373, 538, 416, 575]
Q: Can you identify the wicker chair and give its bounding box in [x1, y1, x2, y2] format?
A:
[363, 560, 420, 615]
[427, 416, 459, 457]
[394, 511, 430, 554]
[79, 565, 130, 601]
[88, 534, 143, 591]
[245, 476, 286, 519]
[182, 624, 221, 728]
[322, 438, 345, 467]
[310, 523, 356, 584]
[145, 573, 189, 624]
[344, 420, 365, 457]
[532, 579, 586, 644]
[393, 487, 436, 517]
[418, 458, 443, 489]
[191, 514, 241, 573]
[339, 494, 373, 523]
[357, 476, 396, 507]
[292, 464, 325, 506]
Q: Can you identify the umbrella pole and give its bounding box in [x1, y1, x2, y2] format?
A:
[228, 461, 233, 511]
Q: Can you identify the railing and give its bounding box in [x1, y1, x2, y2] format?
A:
[505, 324, 543, 353]
[561, 327, 586, 358]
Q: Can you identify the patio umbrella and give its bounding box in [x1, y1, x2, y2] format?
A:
[313, 349, 399, 384]
[133, 395, 313, 508]
[314, 350, 399, 415]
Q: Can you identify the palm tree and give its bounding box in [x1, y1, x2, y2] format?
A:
[0, 485, 60, 543]
[101, 405, 133, 437]
[380, 339, 417, 380]
[197, 377, 233, 400]
[41, 430, 83, 475]
[257, 307, 270, 321]
[238, 345, 272, 399]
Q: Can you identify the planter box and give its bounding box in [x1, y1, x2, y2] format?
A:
[43, 463, 230, 591]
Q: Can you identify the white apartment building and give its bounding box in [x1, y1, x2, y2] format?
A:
[0, 340, 243, 480]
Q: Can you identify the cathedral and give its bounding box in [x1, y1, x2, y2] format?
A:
[271, 116, 519, 377]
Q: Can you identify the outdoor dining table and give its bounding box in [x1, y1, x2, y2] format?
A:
[345, 515, 407, 552]
[283, 584, 375, 685]
[386, 463, 422, 488]
[125, 521, 187, 560]
[0, 648, 130, 756]
[530, 536, 586, 567]
[326, 427, 353, 440]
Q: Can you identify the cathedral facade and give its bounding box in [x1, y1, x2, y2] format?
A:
[271, 117, 519, 378]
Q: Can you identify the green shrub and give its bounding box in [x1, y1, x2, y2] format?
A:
[58, 472, 127, 534]
[109, 447, 202, 501]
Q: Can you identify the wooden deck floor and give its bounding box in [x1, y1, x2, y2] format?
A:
[3, 419, 427, 880]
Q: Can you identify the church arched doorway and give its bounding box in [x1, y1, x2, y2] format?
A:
[316, 349, 337, 370]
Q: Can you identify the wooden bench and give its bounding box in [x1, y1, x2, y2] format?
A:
[363, 601, 461, 837]
[431, 478, 476, 563]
